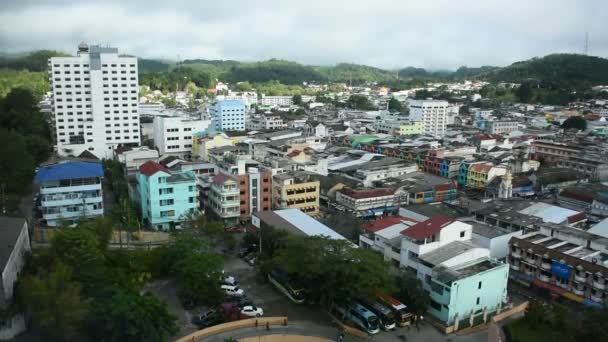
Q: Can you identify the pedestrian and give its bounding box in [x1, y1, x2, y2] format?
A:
[338, 331, 345, 341]
[266, 322, 270, 331]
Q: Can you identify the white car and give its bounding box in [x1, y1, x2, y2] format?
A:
[221, 275, 237, 286]
[221, 284, 244, 297]
[240, 305, 264, 317]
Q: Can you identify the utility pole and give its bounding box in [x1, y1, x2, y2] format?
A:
[584, 32, 589, 55]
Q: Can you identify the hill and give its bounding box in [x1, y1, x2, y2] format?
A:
[0, 50, 68, 71]
[481, 54, 608, 86]
[314, 63, 397, 83]
[138, 58, 171, 73]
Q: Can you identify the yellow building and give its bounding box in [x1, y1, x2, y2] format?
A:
[397, 121, 424, 136]
[272, 171, 320, 215]
[193, 133, 235, 161]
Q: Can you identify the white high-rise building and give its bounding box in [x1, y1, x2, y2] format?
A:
[408, 99, 449, 138]
[49, 44, 140, 159]
[211, 100, 246, 131]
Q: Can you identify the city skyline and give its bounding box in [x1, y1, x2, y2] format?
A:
[0, 0, 606, 70]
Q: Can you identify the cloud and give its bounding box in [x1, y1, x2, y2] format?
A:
[0, 0, 606, 69]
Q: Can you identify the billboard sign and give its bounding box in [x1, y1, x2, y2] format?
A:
[551, 261, 571, 279]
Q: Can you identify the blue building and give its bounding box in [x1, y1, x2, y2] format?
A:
[211, 100, 246, 132]
[35, 161, 105, 227]
[137, 161, 198, 230]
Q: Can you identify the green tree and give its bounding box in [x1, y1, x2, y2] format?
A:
[347, 94, 376, 110]
[50, 227, 106, 287]
[516, 82, 533, 103]
[293, 94, 303, 106]
[388, 97, 403, 112]
[524, 300, 546, 327]
[87, 286, 178, 342]
[561, 116, 587, 130]
[394, 271, 429, 317]
[237, 81, 253, 91]
[272, 236, 394, 306]
[80, 216, 115, 250]
[19, 262, 87, 342]
[0, 129, 34, 194]
[175, 252, 224, 305]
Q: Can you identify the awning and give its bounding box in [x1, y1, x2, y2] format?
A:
[561, 292, 584, 303]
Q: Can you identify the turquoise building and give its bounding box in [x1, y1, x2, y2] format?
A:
[137, 161, 198, 230]
[427, 258, 509, 327]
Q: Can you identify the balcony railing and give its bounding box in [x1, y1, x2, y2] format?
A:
[574, 273, 587, 283]
[593, 280, 606, 290]
[541, 261, 551, 270]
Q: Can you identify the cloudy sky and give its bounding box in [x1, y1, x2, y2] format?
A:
[0, 0, 606, 69]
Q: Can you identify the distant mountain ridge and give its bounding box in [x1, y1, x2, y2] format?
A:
[2, 50, 608, 87]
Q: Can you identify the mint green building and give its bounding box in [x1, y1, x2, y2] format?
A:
[427, 258, 509, 327]
[137, 161, 198, 230]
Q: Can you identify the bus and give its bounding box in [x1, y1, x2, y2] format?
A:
[334, 302, 380, 335]
[268, 268, 306, 304]
[358, 299, 396, 330]
[376, 292, 413, 327]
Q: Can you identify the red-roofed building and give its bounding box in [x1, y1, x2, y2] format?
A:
[138, 160, 170, 177]
[336, 188, 396, 214]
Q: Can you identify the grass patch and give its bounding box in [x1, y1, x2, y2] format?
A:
[504, 318, 576, 342]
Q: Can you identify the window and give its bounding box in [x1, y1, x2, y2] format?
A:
[476, 297, 480, 305]
[158, 177, 167, 184]
[160, 199, 174, 206]
[460, 231, 465, 238]
[430, 300, 442, 311]
[478, 281, 482, 289]
[188, 197, 195, 203]
[188, 185, 195, 192]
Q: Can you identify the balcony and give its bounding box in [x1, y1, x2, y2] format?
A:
[540, 261, 551, 270]
[539, 274, 550, 282]
[359, 234, 374, 248]
[574, 273, 587, 283]
[510, 263, 520, 271]
[525, 256, 537, 265]
[511, 249, 521, 258]
[591, 294, 603, 303]
[572, 287, 585, 296]
[593, 280, 606, 290]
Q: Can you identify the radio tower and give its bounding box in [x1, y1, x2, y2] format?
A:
[584, 32, 589, 55]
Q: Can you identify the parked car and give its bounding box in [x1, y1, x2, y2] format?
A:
[221, 275, 238, 286]
[224, 295, 253, 308]
[221, 284, 244, 297]
[244, 253, 258, 266]
[240, 305, 264, 317]
[238, 246, 254, 258]
[191, 308, 222, 328]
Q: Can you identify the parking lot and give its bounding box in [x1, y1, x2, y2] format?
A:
[153, 250, 490, 342]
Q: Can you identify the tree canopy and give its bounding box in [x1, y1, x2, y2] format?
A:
[347, 94, 376, 110]
[561, 116, 587, 130]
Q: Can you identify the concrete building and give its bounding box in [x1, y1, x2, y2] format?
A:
[260, 96, 293, 107]
[211, 100, 246, 131]
[207, 173, 241, 225]
[137, 161, 197, 230]
[115, 146, 159, 173]
[138, 102, 165, 116]
[35, 161, 104, 227]
[486, 120, 518, 135]
[193, 132, 235, 161]
[336, 188, 396, 215]
[253, 209, 352, 243]
[272, 171, 320, 215]
[49, 44, 140, 159]
[508, 224, 608, 308]
[408, 100, 449, 138]
[0, 217, 31, 340]
[153, 116, 211, 158]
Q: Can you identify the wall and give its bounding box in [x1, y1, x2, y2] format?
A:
[439, 221, 473, 246]
[176, 317, 288, 342]
[443, 262, 509, 325]
[473, 231, 523, 260]
[1, 223, 30, 307]
[0, 314, 26, 340]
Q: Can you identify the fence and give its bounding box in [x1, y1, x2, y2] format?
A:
[175, 317, 289, 342]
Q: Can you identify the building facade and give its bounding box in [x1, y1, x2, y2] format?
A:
[486, 120, 518, 135]
[211, 100, 246, 131]
[336, 188, 396, 214]
[272, 172, 320, 215]
[35, 161, 104, 227]
[408, 100, 449, 138]
[137, 161, 197, 230]
[153, 116, 211, 158]
[207, 173, 241, 226]
[49, 44, 140, 159]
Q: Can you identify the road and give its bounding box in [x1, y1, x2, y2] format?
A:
[157, 252, 489, 342]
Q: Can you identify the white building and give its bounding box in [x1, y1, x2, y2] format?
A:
[34, 161, 105, 227]
[408, 100, 449, 138]
[486, 121, 519, 135]
[115, 146, 160, 173]
[211, 100, 247, 131]
[49, 44, 140, 159]
[260, 96, 293, 106]
[138, 102, 166, 116]
[153, 116, 211, 158]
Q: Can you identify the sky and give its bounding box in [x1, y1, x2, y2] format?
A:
[0, 0, 606, 70]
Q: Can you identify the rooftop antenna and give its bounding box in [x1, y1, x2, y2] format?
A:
[584, 32, 589, 55]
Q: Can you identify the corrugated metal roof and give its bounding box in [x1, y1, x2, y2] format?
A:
[35, 161, 103, 183]
[518, 202, 579, 224]
[273, 209, 351, 242]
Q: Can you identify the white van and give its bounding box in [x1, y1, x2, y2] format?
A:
[221, 285, 244, 297]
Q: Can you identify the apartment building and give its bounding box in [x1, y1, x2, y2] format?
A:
[530, 141, 582, 164]
[193, 132, 235, 161]
[246, 113, 284, 131]
[508, 224, 608, 308]
[153, 116, 211, 158]
[49, 44, 140, 159]
[211, 100, 246, 131]
[260, 95, 293, 107]
[486, 120, 519, 135]
[272, 171, 320, 215]
[115, 146, 159, 173]
[467, 163, 507, 189]
[557, 154, 608, 181]
[35, 161, 104, 227]
[137, 161, 197, 230]
[408, 100, 449, 138]
[336, 188, 396, 215]
[376, 118, 423, 136]
[398, 215, 509, 326]
[207, 173, 241, 225]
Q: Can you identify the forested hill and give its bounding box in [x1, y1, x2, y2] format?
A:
[479, 54, 608, 86]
